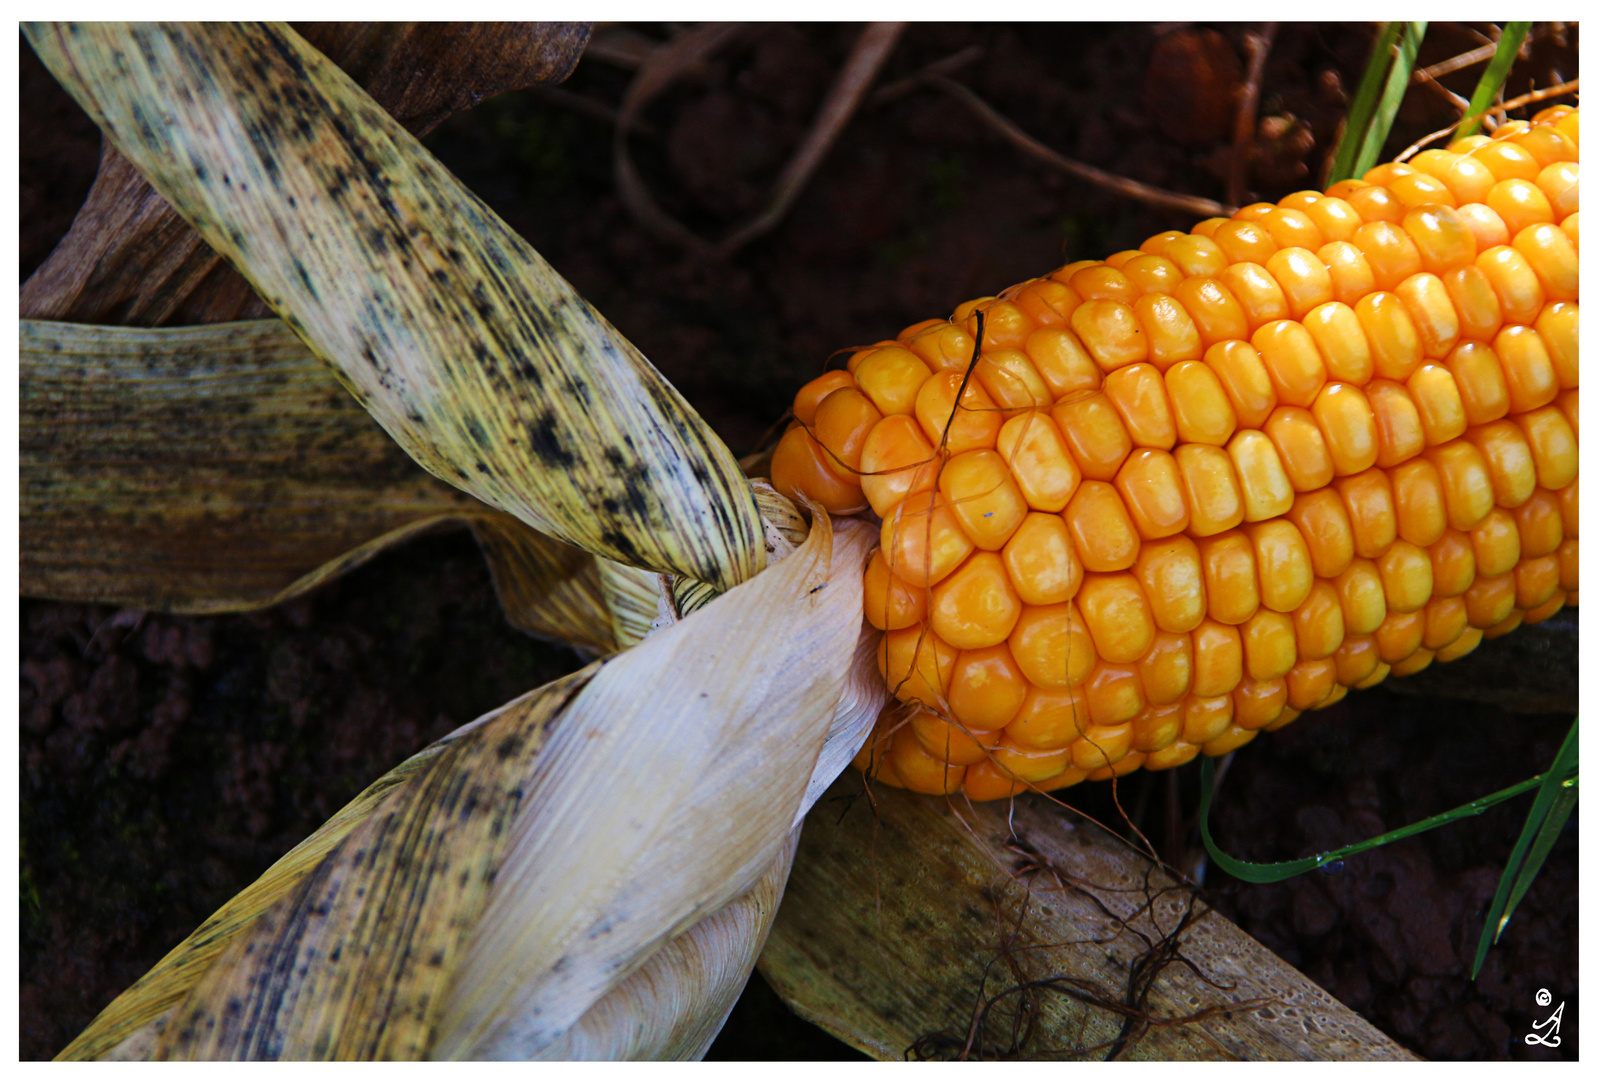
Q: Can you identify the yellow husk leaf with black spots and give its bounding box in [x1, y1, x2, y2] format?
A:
[25, 21, 764, 594]
[21, 318, 617, 654]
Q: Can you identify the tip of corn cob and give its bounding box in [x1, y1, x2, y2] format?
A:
[773, 106, 1579, 800]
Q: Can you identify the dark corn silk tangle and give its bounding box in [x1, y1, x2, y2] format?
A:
[773, 107, 1579, 800]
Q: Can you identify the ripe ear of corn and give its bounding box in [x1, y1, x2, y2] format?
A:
[774, 106, 1579, 800]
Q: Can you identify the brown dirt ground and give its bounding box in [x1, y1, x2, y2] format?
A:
[20, 22, 1577, 1060]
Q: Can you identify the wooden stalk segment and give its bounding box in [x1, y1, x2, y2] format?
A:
[761, 770, 1417, 1060]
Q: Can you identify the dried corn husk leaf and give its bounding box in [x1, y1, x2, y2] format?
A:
[532, 831, 800, 1061]
[21, 318, 615, 652]
[761, 771, 1417, 1061]
[27, 21, 764, 594]
[62, 506, 874, 1059]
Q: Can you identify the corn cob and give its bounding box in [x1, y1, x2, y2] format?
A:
[772, 106, 1580, 800]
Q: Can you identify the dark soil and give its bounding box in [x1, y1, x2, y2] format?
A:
[20, 22, 1577, 1061]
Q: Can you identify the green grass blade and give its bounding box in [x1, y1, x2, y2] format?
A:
[1471, 717, 1579, 978]
[1328, 22, 1402, 184]
[1199, 754, 1545, 885]
[1350, 21, 1428, 178]
[1456, 22, 1533, 139]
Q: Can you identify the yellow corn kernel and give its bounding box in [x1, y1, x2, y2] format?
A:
[1267, 247, 1336, 320]
[1285, 658, 1339, 711]
[1072, 298, 1148, 372]
[1246, 519, 1314, 613]
[1483, 609, 1524, 639]
[1175, 275, 1251, 345]
[1205, 340, 1279, 428]
[1190, 618, 1245, 698]
[864, 547, 929, 631]
[1001, 512, 1083, 607]
[1025, 326, 1100, 401]
[947, 643, 1030, 732]
[905, 320, 977, 372]
[1352, 220, 1424, 290]
[1262, 211, 1326, 253]
[1134, 293, 1205, 370]
[1373, 608, 1425, 663]
[1285, 487, 1356, 578]
[1241, 607, 1297, 681]
[1281, 191, 1362, 242]
[1133, 534, 1206, 634]
[1227, 429, 1295, 521]
[812, 386, 883, 475]
[1335, 556, 1389, 635]
[1478, 245, 1548, 325]
[1403, 205, 1478, 274]
[1394, 273, 1461, 359]
[1264, 405, 1335, 492]
[1165, 359, 1238, 447]
[1355, 292, 1424, 382]
[1375, 538, 1434, 613]
[1336, 468, 1398, 558]
[1137, 630, 1194, 705]
[1537, 161, 1580, 221]
[1076, 573, 1156, 664]
[1513, 489, 1565, 560]
[1469, 507, 1523, 578]
[1422, 594, 1470, 651]
[1318, 240, 1379, 304]
[1488, 178, 1556, 238]
[1116, 448, 1191, 539]
[793, 369, 856, 426]
[939, 449, 1028, 550]
[910, 707, 1003, 767]
[887, 726, 966, 794]
[879, 626, 959, 707]
[1070, 264, 1140, 304]
[1131, 701, 1185, 754]
[1558, 538, 1579, 592]
[1495, 324, 1561, 414]
[859, 414, 938, 518]
[853, 345, 933, 417]
[1122, 254, 1185, 296]
[1457, 202, 1513, 250]
[1194, 530, 1261, 625]
[1333, 634, 1382, 686]
[1443, 341, 1511, 426]
[771, 424, 869, 515]
[1253, 320, 1329, 408]
[930, 551, 1023, 649]
[1406, 363, 1469, 446]
[1437, 154, 1499, 203]
[1559, 479, 1578, 539]
[1005, 682, 1089, 751]
[977, 349, 1054, 412]
[1473, 139, 1543, 182]
[1423, 440, 1496, 531]
[916, 369, 1002, 454]
[1466, 419, 1538, 508]
[1233, 677, 1290, 729]
[1052, 391, 1133, 481]
[1008, 602, 1098, 688]
[1104, 363, 1178, 449]
[1345, 184, 1405, 225]
[1389, 457, 1448, 547]
[1064, 480, 1141, 572]
[1463, 571, 1517, 628]
[1221, 262, 1292, 329]
[1536, 304, 1579, 390]
[1428, 528, 1477, 597]
[1163, 233, 1229, 277]
[1388, 647, 1435, 677]
[1513, 404, 1579, 492]
[1070, 722, 1135, 770]
[1514, 553, 1561, 610]
[1292, 579, 1346, 661]
[1083, 662, 1146, 727]
[1441, 264, 1505, 342]
[880, 490, 976, 587]
[1435, 625, 1484, 662]
[1183, 693, 1235, 744]
[1354, 660, 1392, 690]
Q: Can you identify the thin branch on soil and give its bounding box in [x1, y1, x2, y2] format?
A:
[930, 77, 1234, 219]
[870, 45, 985, 106]
[717, 23, 906, 256]
[1228, 22, 1280, 209]
[1394, 78, 1581, 161]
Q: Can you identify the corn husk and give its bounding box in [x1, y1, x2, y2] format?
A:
[21, 317, 616, 653]
[762, 771, 1417, 1061]
[25, 21, 764, 594]
[58, 505, 881, 1059]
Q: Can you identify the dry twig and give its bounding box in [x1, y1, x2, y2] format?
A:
[1228, 23, 1280, 209]
[931, 77, 1234, 219]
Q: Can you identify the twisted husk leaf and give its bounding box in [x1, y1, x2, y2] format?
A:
[21, 318, 616, 654]
[25, 21, 764, 593]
